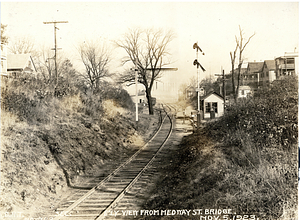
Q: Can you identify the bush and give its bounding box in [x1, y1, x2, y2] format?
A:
[1, 74, 56, 123]
[143, 76, 298, 220]
[98, 81, 134, 110]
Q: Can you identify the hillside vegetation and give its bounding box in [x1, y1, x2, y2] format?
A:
[144, 76, 298, 220]
[0, 73, 158, 217]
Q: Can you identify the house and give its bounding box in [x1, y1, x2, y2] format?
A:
[7, 54, 36, 77]
[184, 85, 195, 100]
[200, 92, 224, 119]
[131, 89, 147, 104]
[237, 85, 253, 98]
[261, 60, 276, 86]
[244, 62, 264, 89]
[275, 52, 298, 79]
[1, 43, 7, 77]
[183, 85, 205, 100]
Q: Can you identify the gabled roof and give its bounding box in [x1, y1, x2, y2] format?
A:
[263, 60, 276, 70]
[247, 62, 264, 74]
[7, 54, 36, 71]
[201, 91, 223, 100]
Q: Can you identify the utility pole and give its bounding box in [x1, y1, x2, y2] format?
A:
[222, 69, 226, 113]
[43, 21, 68, 85]
[215, 67, 226, 113]
[134, 61, 139, 128]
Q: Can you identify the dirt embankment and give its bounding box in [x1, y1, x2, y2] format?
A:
[142, 77, 298, 220]
[0, 102, 159, 218]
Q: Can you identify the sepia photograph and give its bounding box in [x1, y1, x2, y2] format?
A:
[0, 1, 298, 220]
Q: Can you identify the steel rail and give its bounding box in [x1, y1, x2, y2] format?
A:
[52, 107, 169, 220]
[95, 106, 173, 220]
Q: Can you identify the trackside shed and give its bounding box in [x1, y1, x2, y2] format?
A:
[201, 92, 224, 119]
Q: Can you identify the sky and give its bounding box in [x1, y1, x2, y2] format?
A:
[1, 1, 299, 96]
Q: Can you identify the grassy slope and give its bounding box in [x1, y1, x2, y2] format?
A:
[0, 76, 159, 218]
[143, 76, 298, 220]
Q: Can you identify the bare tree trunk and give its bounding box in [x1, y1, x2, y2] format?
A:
[230, 26, 255, 103]
[230, 49, 237, 103]
[232, 71, 237, 102]
[145, 88, 154, 115]
[236, 62, 242, 100]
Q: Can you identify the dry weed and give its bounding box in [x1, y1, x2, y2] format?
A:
[1, 109, 20, 130]
[103, 99, 128, 118]
[128, 133, 145, 148]
[61, 93, 83, 113]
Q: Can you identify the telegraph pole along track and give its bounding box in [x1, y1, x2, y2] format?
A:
[49, 104, 190, 220]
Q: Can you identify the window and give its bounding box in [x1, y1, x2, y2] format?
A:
[205, 102, 211, 113]
[205, 102, 218, 113]
[286, 58, 294, 64]
[241, 90, 245, 95]
[212, 102, 218, 113]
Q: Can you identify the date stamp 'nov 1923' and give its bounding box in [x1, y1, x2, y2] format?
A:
[103, 209, 259, 219]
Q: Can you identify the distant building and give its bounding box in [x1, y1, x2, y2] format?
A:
[1, 43, 7, 77]
[244, 62, 264, 89]
[228, 52, 298, 97]
[261, 60, 276, 86]
[131, 89, 146, 104]
[183, 85, 205, 100]
[275, 52, 298, 79]
[237, 85, 253, 99]
[7, 54, 36, 78]
[184, 85, 195, 100]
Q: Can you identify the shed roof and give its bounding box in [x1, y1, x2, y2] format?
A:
[7, 54, 32, 70]
[201, 91, 223, 100]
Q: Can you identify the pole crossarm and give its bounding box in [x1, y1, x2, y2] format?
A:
[146, 67, 178, 71]
[43, 21, 68, 85]
[43, 21, 68, 24]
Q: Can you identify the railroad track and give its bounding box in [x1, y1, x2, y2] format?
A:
[50, 104, 174, 220]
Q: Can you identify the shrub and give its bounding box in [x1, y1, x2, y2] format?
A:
[143, 76, 298, 220]
[98, 81, 134, 110]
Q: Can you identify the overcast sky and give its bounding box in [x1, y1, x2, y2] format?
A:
[1, 1, 299, 87]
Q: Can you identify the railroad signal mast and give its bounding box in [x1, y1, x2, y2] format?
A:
[193, 42, 205, 127]
[43, 20, 68, 85]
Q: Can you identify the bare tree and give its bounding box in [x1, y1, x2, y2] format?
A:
[78, 40, 111, 91]
[1, 24, 8, 49]
[34, 46, 65, 83]
[8, 36, 37, 55]
[116, 28, 175, 115]
[230, 26, 255, 102]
